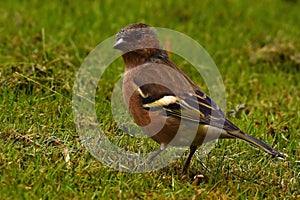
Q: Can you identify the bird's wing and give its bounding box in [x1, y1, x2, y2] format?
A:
[138, 82, 240, 132]
[130, 62, 240, 132]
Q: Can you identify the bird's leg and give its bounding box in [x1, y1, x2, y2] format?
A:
[147, 144, 167, 164]
[182, 146, 198, 173]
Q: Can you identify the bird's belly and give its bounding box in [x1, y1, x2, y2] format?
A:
[142, 116, 228, 146]
[167, 123, 228, 146]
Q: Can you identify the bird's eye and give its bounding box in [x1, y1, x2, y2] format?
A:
[134, 32, 143, 40]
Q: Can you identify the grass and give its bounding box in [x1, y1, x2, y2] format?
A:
[1, 0, 299, 199]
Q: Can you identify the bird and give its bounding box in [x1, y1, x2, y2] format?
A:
[113, 23, 285, 173]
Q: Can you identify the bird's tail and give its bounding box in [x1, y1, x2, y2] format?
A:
[228, 130, 285, 159]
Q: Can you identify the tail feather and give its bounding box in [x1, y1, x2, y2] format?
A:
[228, 131, 285, 159]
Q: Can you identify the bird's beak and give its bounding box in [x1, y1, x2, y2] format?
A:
[113, 38, 127, 50]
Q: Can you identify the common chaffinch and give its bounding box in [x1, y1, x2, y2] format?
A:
[113, 23, 284, 173]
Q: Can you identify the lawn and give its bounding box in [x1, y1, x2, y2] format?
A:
[0, 0, 299, 199]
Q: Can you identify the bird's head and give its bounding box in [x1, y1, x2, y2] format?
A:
[113, 23, 164, 59]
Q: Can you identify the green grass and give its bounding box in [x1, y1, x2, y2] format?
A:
[1, 0, 300, 199]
